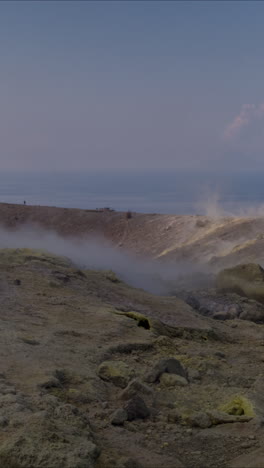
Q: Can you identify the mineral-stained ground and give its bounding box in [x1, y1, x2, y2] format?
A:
[0, 205, 264, 467]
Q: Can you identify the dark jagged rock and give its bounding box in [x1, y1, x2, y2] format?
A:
[124, 396, 150, 421]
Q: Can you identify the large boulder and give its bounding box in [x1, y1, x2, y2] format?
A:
[216, 263, 264, 304]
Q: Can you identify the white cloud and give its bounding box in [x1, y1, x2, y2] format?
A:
[224, 103, 264, 140]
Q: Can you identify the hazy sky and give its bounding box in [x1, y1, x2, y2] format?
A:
[1, 1, 264, 171]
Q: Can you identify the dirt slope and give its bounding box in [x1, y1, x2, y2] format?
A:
[1, 203, 264, 269]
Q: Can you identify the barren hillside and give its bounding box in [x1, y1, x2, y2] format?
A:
[1, 203, 264, 270]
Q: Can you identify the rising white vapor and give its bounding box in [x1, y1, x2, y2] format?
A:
[224, 103, 264, 139]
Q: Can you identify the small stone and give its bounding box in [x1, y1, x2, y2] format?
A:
[124, 396, 150, 421]
[111, 409, 128, 426]
[241, 441, 255, 449]
[160, 373, 188, 387]
[248, 435, 256, 440]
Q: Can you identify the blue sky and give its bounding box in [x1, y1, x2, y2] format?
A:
[1, 1, 264, 171]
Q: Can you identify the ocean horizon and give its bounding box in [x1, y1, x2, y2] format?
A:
[0, 170, 264, 217]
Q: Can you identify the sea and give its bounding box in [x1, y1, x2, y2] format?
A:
[0, 170, 264, 216]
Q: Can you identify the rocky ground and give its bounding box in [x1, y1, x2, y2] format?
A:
[0, 204, 264, 466]
[1, 246, 264, 467]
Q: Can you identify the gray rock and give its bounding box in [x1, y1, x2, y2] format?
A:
[145, 358, 187, 383]
[111, 408, 128, 426]
[160, 373, 188, 387]
[124, 396, 150, 421]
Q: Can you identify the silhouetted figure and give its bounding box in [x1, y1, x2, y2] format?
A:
[126, 211, 132, 220]
[24, 201, 26, 205]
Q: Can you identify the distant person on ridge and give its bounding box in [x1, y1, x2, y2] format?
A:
[24, 201, 26, 205]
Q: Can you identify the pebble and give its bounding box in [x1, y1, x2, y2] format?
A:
[241, 441, 255, 449]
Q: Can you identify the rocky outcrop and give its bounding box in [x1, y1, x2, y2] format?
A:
[178, 288, 264, 322]
[216, 263, 264, 303]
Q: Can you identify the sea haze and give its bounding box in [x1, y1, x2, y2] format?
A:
[0, 170, 263, 216]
